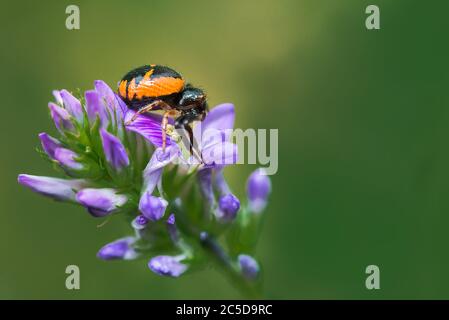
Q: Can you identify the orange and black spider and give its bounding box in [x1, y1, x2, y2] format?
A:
[118, 65, 208, 155]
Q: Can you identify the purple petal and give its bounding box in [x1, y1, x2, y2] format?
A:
[166, 213, 179, 243]
[76, 188, 128, 217]
[217, 194, 240, 221]
[247, 168, 271, 213]
[202, 141, 238, 167]
[97, 237, 138, 260]
[38, 132, 62, 159]
[52, 90, 63, 105]
[94, 80, 125, 121]
[142, 145, 180, 195]
[139, 194, 168, 221]
[148, 255, 188, 277]
[54, 148, 84, 170]
[125, 111, 173, 148]
[48, 102, 74, 133]
[194, 103, 235, 140]
[200, 127, 229, 151]
[167, 213, 175, 225]
[145, 145, 180, 172]
[18, 174, 87, 201]
[114, 94, 128, 117]
[132, 214, 149, 230]
[238, 254, 260, 280]
[85, 90, 108, 127]
[60, 89, 84, 122]
[100, 129, 129, 171]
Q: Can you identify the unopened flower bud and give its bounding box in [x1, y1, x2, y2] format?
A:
[217, 194, 240, 221]
[148, 255, 187, 277]
[139, 193, 168, 221]
[76, 188, 128, 217]
[238, 254, 259, 280]
[246, 168, 271, 214]
[97, 237, 138, 260]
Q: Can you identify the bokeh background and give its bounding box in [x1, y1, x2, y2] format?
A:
[1, 0, 449, 299]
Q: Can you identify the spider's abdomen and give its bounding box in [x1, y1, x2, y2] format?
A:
[118, 65, 185, 110]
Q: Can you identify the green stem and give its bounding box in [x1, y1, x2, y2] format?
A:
[199, 232, 263, 299]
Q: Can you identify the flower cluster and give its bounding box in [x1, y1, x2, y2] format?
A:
[18, 80, 271, 287]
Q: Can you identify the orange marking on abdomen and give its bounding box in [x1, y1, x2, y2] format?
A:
[127, 79, 136, 100]
[119, 80, 127, 98]
[135, 69, 154, 99]
[138, 77, 185, 98]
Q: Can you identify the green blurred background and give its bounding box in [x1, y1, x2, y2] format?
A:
[1, 0, 449, 299]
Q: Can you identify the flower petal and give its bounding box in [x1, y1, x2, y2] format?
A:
[247, 168, 271, 214]
[202, 141, 238, 167]
[38, 132, 62, 159]
[194, 103, 235, 141]
[142, 145, 180, 194]
[60, 89, 84, 122]
[85, 90, 108, 127]
[52, 90, 63, 105]
[94, 80, 125, 121]
[114, 94, 128, 118]
[100, 129, 129, 171]
[97, 237, 138, 260]
[54, 148, 84, 170]
[131, 214, 149, 230]
[145, 145, 180, 173]
[48, 102, 74, 133]
[76, 188, 128, 217]
[148, 255, 188, 277]
[18, 174, 87, 201]
[139, 194, 168, 221]
[125, 111, 173, 148]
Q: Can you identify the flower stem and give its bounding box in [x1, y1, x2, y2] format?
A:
[199, 232, 263, 299]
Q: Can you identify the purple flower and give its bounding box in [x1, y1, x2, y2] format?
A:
[76, 188, 128, 217]
[97, 237, 138, 260]
[59, 89, 84, 123]
[17, 174, 88, 201]
[148, 255, 188, 277]
[247, 168, 271, 213]
[39, 132, 62, 159]
[139, 193, 168, 221]
[217, 194, 240, 221]
[85, 90, 108, 127]
[100, 129, 129, 171]
[131, 214, 149, 230]
[54, 148, 84, 170]
[238, 254, 259, 280]
[48, 102, 74, 133]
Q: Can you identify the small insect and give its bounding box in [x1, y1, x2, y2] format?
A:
[118, 65, 208, 156]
